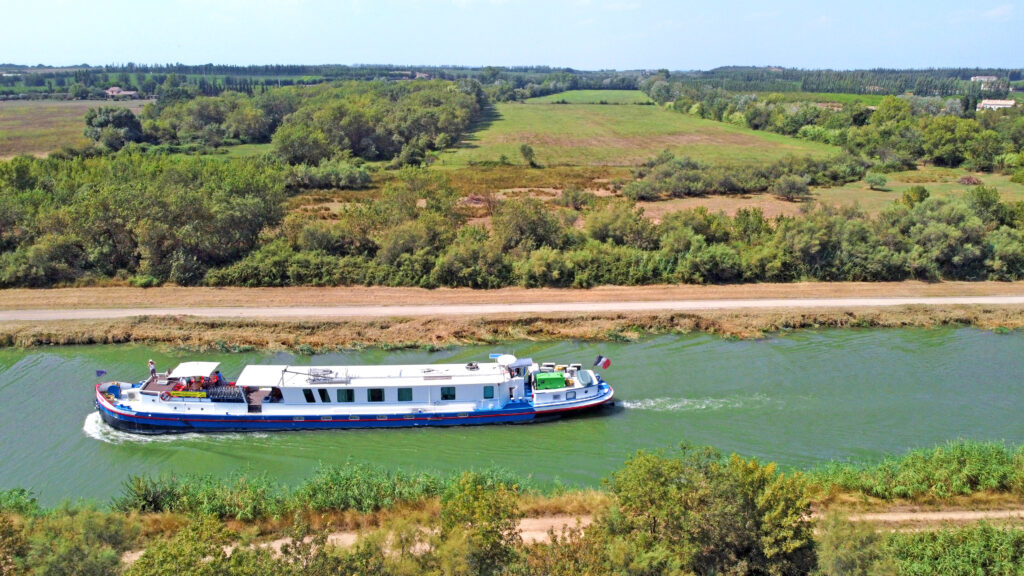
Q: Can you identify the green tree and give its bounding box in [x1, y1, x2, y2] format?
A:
[519, 143, 539, 168]
[865, 172, 887, 190]
[870, 95, 912, 126]
[491, 198, 567, 252]
[604, 445, 815, 576]
[966, 129, 1005, 172]
[439, 472, 522, 576]
[84, 107, 143, 150]
[923, 115, 981, 167]
[271, 120, 332, 166]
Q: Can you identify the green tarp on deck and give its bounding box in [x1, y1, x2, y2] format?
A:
[535, 372, 566, 390]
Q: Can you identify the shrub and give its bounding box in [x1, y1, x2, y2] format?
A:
[815, 512, 895, 576]
[771, 174, 811, 201]
[958, 175, 982, 185]
[865, 172, 887, 190]
[901, 185, 930, 207]
[440, 471, 522, 576]
[0, 489, 39, 516]
[604, 446, 815, 576]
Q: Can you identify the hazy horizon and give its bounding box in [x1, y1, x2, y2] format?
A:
[2, 0, 1021, 71]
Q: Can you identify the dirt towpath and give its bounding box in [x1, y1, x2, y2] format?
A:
[4, 296, 1024, 322]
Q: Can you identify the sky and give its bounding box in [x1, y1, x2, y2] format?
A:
[2, 0, 1021, 70]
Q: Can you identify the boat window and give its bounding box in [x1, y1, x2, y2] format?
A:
[302, 389, 315, 403]
[483, 385, 494, 399]
[567, 391, 576, 400]
[318, 389, 330, 403]
[398, 388, 412, 402]
[441, 386, 456, 401]
[338, 389, 354, 403]
[368, 388, 385, 402]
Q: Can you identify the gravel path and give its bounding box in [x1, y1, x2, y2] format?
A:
[5, 295, 1024, 322]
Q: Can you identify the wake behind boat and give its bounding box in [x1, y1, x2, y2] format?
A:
[94, 355, 614, 434]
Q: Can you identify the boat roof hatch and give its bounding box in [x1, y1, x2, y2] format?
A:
[508, 358, 533, 369]
[168, 362, 221, 379]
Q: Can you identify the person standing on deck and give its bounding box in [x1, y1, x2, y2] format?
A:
[148, 359, 156, 379]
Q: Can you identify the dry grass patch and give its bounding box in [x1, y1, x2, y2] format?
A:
[637, 194, 808, 222]
[2, 305, 1022, 350]
[0, 99, 147, 158]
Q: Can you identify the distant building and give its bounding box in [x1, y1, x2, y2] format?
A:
[104, 86, 138, 98]
[414, 72, 431, 80]
[971, 75, 998, 82]
[977, 99, 1016, 110]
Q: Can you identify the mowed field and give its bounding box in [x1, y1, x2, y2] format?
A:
[0, 99, 147, 158]
[440, 91, 838, 167]
[526, 89, 654, 104]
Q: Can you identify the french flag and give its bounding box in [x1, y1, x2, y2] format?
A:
[593, 355, 611, 370]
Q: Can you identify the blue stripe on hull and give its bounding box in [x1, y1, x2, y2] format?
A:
[96, 401, 537, 434]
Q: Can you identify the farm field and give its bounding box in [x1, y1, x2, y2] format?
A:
[525, 89, 654, 104]
[815, 166, 1024, 213]
[752, 91, 887, 106]
[439, 93, 838, 168]
[0, 99, 147, 158]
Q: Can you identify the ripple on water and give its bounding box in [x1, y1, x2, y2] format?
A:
[82, 412, 268, 445]
[621, 394, 772, 412]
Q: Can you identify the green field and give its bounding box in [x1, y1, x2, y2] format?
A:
[0, 99, 147, 158]
[815, 166, 1024, 212]
[440, 97, 838, 168]
[222, 142, 273, 158]
[753, 92, 887, 106]
[526, 89, 654, 104]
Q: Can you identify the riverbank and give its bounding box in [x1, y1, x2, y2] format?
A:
[4, 281, 1024, 349]
[1, 303, 1022, 349]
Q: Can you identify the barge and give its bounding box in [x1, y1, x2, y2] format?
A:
[94, 355, 614, 434]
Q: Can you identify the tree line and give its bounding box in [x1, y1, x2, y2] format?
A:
[4, 151, 1024, 288]
[641, 80, 1024, 176]
[662, 66, 1020, 97]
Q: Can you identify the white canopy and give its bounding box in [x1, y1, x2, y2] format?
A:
[168, 362, 221, 379]
[234, 362, 508, 389]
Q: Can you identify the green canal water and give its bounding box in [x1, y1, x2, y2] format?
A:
[1, 328, 1022, 505]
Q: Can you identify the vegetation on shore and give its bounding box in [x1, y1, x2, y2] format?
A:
[1, 305, 1023, 350]
[3, 440, 1024, 575]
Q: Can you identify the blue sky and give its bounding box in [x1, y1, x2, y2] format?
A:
[3, 0, 1021, 70]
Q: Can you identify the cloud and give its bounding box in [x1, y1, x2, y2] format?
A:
[982, 3, 1014, 20]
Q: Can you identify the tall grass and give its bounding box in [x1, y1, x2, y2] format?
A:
[113, 464, 528, 521]
[113, 471, 288, 520]
[810, 440, 1024, 500]
[886, 523, 1024, 575]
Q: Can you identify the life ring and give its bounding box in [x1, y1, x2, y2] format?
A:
[159, 391, 171, 402]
